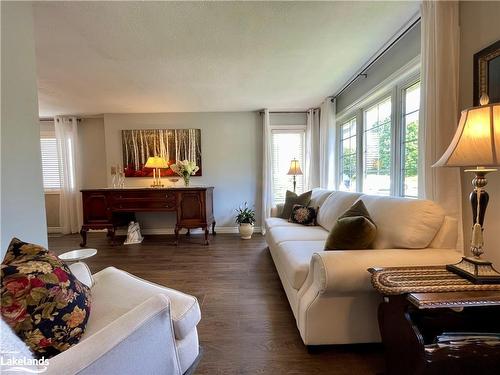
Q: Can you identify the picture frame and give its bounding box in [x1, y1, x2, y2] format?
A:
[121, 128, 202, 177]
[473, 40, 500, 106]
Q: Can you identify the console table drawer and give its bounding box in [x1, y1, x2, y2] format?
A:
[113, 191, 175, 200]
[112, 197, 176, 210]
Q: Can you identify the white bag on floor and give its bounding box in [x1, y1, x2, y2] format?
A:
[124, 221, 143, 245]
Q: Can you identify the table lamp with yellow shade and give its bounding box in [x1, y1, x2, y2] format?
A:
[287, 158, 303, 193]
[145, 156, 169, 188]
[434, 94, 500, 283]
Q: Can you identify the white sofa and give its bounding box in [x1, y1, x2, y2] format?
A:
[1, 266, 201, 375]
[265, 189, 462, 346]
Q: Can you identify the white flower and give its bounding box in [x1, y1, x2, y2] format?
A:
[170, 160, 199, 177]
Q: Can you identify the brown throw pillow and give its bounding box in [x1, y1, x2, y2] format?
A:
[1, 238, 91, 358]
[324, 200, 377, 250]
[280, 190, 312, 219]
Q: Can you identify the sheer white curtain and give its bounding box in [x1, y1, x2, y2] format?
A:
[55, 116, 82, 234]
[261, 109, 273, 235]
[305, 109, 320, 190]
[319, 97, 337, 189]
[420, 1, 462, 249]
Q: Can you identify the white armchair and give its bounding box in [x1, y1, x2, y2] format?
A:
[26, 265, 201, 375]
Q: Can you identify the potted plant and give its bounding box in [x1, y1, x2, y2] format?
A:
[235, 202, 256, 239]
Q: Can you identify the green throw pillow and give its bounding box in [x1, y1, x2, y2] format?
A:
[280, 190, 312, 219]
[324, 200, 377, 250]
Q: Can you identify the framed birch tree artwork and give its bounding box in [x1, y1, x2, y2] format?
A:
[122, 129, 202, 177]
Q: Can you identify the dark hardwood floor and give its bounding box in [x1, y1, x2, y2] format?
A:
[48, 232, 384, 374]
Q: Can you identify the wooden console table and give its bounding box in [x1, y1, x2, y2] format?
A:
[369, 266, 500, 375]
[80, 187, 215, 246]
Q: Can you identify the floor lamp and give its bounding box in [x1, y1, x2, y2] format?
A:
[433, 95, 500, 283]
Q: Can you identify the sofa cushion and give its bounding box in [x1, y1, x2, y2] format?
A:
[85, 267, 200, 340]
[274, 241, 325, 290]
[265, 217, 303, 231]
[267, 226, 328, 247]
[360, 195, 445, 249]
[309, 189, 334, 208]
[280, 190, 312, 219]
[325, 200, 377, 250]
[1, 238, 91, 358]
[316, 191, 363, 232]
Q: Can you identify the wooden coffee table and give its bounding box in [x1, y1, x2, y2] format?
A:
[369, 266, 500, 375]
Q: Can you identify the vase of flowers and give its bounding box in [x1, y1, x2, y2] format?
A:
[170, 160, 199, 187]
[235, 202, 256, 239]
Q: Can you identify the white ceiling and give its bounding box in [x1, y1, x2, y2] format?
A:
[33, 1, 420, 117]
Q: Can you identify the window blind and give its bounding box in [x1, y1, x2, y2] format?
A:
[40, 138, 62, 190]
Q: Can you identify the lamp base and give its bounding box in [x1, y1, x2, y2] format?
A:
[447, 256, 500, 284]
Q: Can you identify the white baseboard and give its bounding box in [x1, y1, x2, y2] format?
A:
[47, 227, 62, 234]
[116, 226, 262, 235]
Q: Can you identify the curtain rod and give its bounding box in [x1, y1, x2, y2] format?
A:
[258, 109, 318, 115]
[39, 117, 82, 122]
[331, 16, 421, 102]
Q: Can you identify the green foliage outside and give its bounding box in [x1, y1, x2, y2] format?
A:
[341, 118, 418, 184]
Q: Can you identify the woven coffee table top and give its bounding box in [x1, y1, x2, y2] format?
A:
[369, 266, 500, 295]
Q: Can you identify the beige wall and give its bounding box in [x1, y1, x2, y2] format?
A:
[79, 118, 107, 188]
[1, 2, 47, 254]
[459, 1, 500, 266]
[44, 194, 60, 228]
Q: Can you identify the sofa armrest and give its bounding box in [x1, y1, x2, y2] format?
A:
[309, 248, 462, 294]
[270, 203, 284, 218]
[47, 295, 181, 375]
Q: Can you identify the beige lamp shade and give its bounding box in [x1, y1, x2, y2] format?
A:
[144, 156, 169, 169]
[287, 159, 303, 175]
[433, 103, 500, 168]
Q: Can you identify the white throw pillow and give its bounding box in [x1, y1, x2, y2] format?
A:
[316, 191, 363, 232]
[360, 195, 445, 249]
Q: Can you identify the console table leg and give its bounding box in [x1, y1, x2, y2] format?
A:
[204, 226, 209, 245]
[174, 226, 180, 246]
[107, 227, 116, 245]
[186, 229, 191, 237]
[80, 228, 88, 247]
[212, 221, 216, 235]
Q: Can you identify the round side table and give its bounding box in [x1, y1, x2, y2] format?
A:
[59, 248, 97, 263]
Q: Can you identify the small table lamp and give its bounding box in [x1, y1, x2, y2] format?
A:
[287, 158, 303, 193]
[145, 156, 169, 188]
[433, 95, 500, 283]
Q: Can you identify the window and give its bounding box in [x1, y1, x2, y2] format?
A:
[271, 130, 305, 204]
[363, 97, 392, 195]
[40, 137, 62, 191]
[401, 81, 420, 198]
[336, 75, 421, 198]
[339, 117, 357, 192]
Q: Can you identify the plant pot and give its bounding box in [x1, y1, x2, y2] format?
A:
[238, 223, 254, 240]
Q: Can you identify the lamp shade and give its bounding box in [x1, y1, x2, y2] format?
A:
[144, 156, 169, 169]
[287, 159, 303, 175]
[433, 103, 500, 168]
